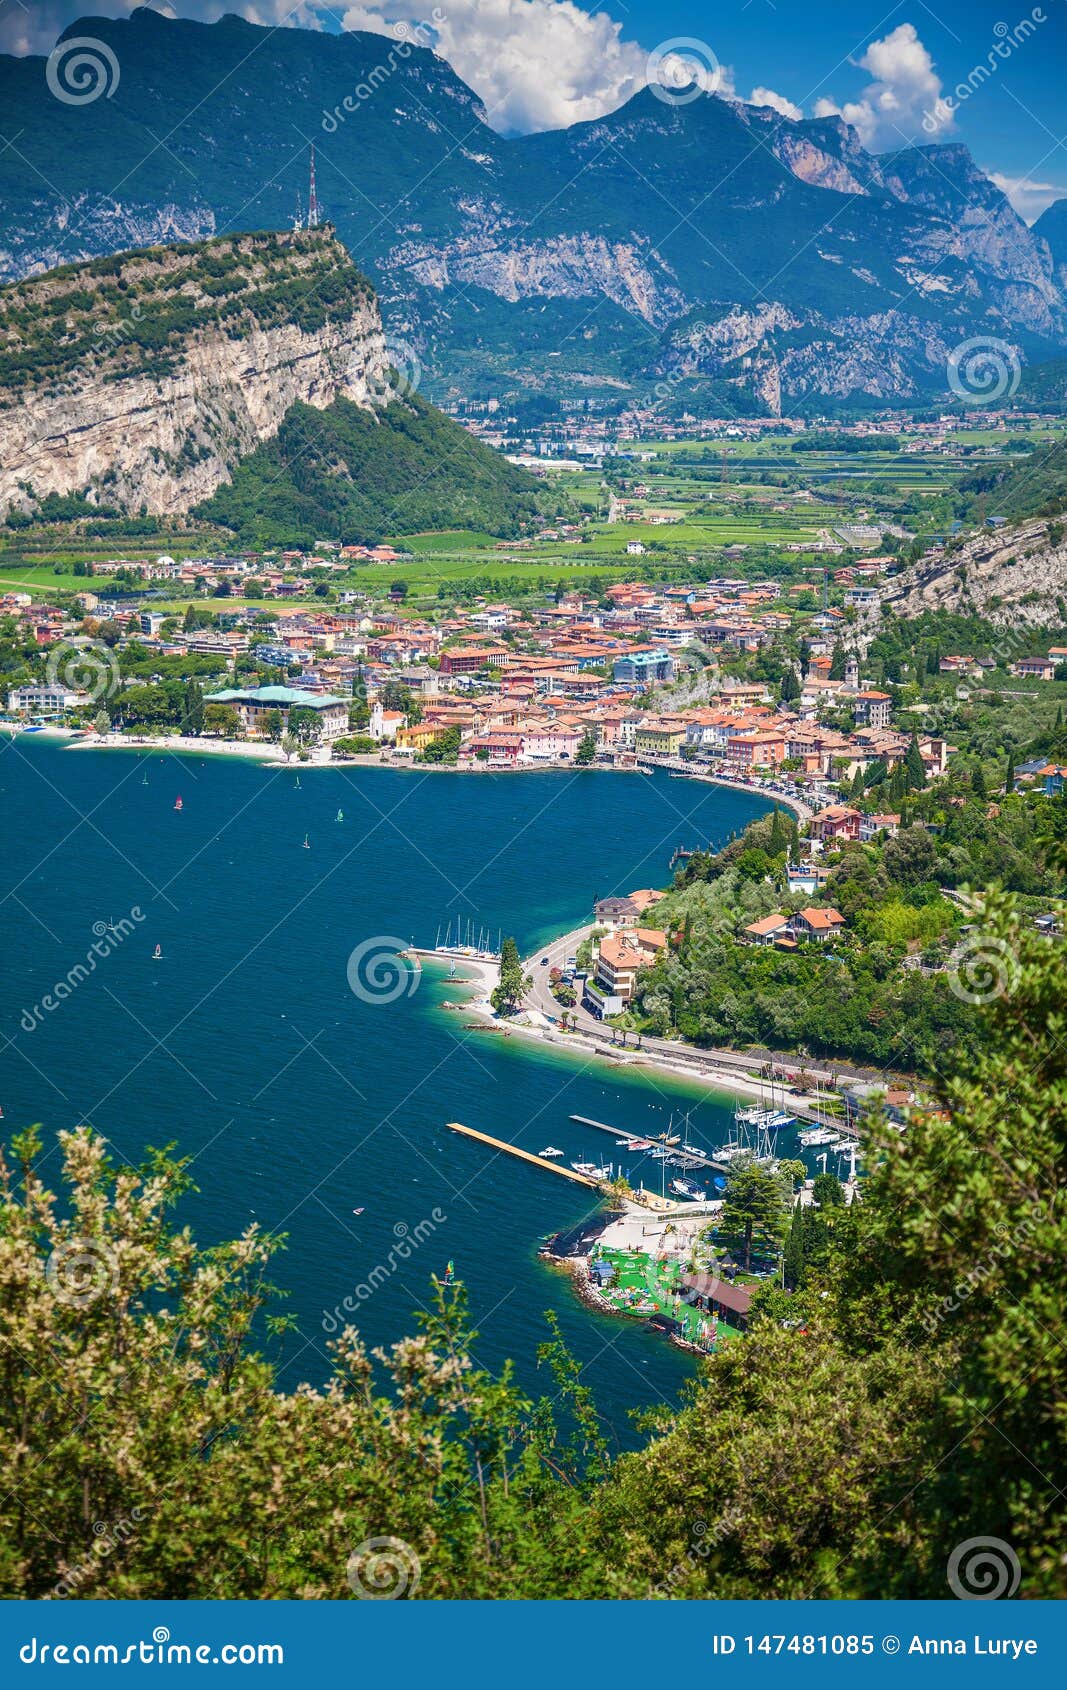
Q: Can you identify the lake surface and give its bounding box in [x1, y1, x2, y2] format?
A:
[0, 735, 771, 1447]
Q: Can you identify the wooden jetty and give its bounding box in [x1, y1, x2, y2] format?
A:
[446, 1122, 600, 1187]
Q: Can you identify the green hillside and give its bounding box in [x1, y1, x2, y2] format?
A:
[197, 392, 550, 547]
[960, 436, 1067, 522]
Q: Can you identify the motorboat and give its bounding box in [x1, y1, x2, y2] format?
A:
[539, 1146, 564, 1159]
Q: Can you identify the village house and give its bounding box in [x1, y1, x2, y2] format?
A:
[810, 804, 863, 843]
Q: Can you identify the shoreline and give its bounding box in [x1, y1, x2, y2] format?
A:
[656, 764, 814, 823]
[419, 950, 818, 1116]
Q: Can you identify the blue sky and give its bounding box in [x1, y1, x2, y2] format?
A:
[4, 0, 1065, 218]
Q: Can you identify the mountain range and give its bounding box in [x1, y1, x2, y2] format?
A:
[2, 8, 1066, 412]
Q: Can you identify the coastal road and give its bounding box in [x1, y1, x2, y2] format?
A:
[521, 925, 914, 1122]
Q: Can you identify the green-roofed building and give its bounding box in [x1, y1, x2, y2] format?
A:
[205, 686, 348, 741]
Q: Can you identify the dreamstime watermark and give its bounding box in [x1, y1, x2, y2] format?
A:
[21, 910, 145, 1033]
[45, 1236, 120, 1309]
[653, 1511, 742, 1595]
[947, 1535, 1021, 1599]
[646, 38, 721, 106]
[946, 336, 1021, 406]
[922, 11, 1046, 133]
[46, 36, 121, 107]
[53, 1507, 148, 1598]
[382, 333, 422, 398]
[920, 1205, 1042, 1336]
[346, 935, 421, 1004]
[948, 930, 1020, 1005]
[346, 1535, 421, 1599]
[637, 323, 709, 412]
[46, 636, 120, 704]
[322, 12, 445, 129]
[321, 1209, 447, 1330]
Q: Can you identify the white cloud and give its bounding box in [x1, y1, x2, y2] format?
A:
[341, 0, 649, 132]
[749, 86, 803, 122]
[990, 172, 1067, 226]
[815, 23, 950, 150]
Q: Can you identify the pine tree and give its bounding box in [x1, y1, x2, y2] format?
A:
[491, 936, 529, 1016]
[971, 762, 987, 799]
[1005, 752, 1015, 793]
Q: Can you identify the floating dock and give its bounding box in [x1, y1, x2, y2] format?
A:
[446, 1122, 600, 1187]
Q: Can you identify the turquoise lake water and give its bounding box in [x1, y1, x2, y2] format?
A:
[0, 735, 771, 1447]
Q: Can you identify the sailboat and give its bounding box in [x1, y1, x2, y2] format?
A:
[173, 795, 183, 811]
[141, 772, 148, 786]
[294, 775, 302, 789]
[302, 833, 310, 849]
[538, 1146, 564, 1159]
[336, 809, 344, 822]
[152, 944, 162, 960]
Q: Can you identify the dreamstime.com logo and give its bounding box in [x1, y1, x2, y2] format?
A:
[46, 637, 120, 704]
[322, 11, 445, 129]
[346, 1535, 421, 1599]
[19, 1627, 284, 1665]
[922, 11, 1046, 133]
[346, 936, 420, 1004]
[646, 38, 721, 106]
[321, 1209, 447, 1331]
[947, 1536, 1021, 1600]
[21, 909, 145, 1033]
[946, 335, 1021, 406]
[46, 36, 121, 106]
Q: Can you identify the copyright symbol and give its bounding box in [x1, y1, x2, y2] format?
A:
[882, 1636, 900, 1655]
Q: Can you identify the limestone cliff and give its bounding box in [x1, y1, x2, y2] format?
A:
[884, 518, 1067, 629]
[0, 229, 393, 519]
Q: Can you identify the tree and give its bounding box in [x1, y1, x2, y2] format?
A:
[263, 708, 284, 744]
[1005, 751, 1015, 793]
[280, 731, 299, 762]
[181, 680, 205, 738]
[92, 708, 110, 736]
[288, 706, 323, 749]
[767, 806, 787, 857]
[904, 732, 927, 790]
[490, 937, 530, 1017]
[780, 666, 800, 703]
[204, 703, 241, 738]
[419, 725, 462, 765]
[575, 728, 597, 766]
[782, 1198, 805, 1290]
[716, 1163, 787, 1272]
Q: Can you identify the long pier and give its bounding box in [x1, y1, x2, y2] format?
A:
[569, 1113, 727, 1172]
[446, 1122, 600, 1187]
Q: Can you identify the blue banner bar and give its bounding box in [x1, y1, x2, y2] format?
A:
[1, 1601, 1062, 1685]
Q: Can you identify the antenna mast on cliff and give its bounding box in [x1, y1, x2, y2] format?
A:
[307, 145, 320, 230]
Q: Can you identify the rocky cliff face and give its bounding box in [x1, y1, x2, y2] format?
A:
[0, 230, 392, 518]
[884, 518, 1067, 628]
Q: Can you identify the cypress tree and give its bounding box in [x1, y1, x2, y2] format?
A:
[905, 733, 927, 790]
[783, 1199, 805, 1291]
